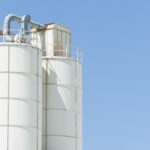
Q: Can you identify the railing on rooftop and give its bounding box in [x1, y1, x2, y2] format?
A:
[43, 47, 83, 62]
[0, 29, 83, 63]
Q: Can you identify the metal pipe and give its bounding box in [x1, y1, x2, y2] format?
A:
[4, 14, 45, 36]
[4, 14, 22, 35]
[28, 20, 46, 30]
[21, 15, 31, 35]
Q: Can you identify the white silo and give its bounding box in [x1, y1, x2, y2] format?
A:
[31, 23, 82, 150]
[0, 43, 42, 150]
[0, 14, 44, 150]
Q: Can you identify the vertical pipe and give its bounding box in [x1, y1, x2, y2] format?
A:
[21, 15, 31, 35]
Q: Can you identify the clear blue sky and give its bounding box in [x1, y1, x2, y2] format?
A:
[1, 0, 150, 150]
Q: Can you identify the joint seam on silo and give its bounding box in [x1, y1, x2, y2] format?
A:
[37, 48, 39, 150]
[42, 108, 82, 116]
[0, 43, 43, 52]
[45, 58, 48, 150]
[0, 71, 42, 78]
[42, 83, 82, 90]
[0, 125, 42, 130]
[0, 98, 42, 104]
[42, 57, 82, 64]
[7, 45, 10, 150]
[75, 76, 77, 150]
[42, 135, 82, 140]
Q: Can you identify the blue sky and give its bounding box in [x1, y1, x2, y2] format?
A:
[1, 0, 150, 150]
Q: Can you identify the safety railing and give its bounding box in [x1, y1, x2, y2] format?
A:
[0, 29, 83, 63]
[43, 47, 83, 62]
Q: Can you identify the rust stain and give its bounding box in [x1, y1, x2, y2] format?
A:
[0, 30, 3, 35]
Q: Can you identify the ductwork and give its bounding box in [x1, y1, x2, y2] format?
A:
[21, 15, 31, 35]
[3, 14, 46, 42]
[4, 14, 22, 36]
[28, 20, 46, 30]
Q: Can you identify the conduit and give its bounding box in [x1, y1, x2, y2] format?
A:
[3, 14, 45, 41]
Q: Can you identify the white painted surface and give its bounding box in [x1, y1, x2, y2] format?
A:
[0, 46, 8, 71]
[31, 23, 82, 150]
[42, 136, 46, 150]
[9, 127, 37, 150]
[0, 44, 42, 150]
[0, 127, 7, 150]
[31, 23, 71, 57]
[47, 85, 76, 110]
[47, 110, 75, 136]
[47, 136, 76, 150]
[0, 100, 8, 125]
[9, 100, 37, 126]
[0, 74, 8, 97]
[9, 73, 37, 100]
[42, 58, 82, 150]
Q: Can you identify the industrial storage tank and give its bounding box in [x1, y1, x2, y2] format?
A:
[0, 14, 83, 150]
[0, 43, 42, 150]
[42, 57, 82, 150]
[31, 23, 83, 150]
[0, 14, 44, 150]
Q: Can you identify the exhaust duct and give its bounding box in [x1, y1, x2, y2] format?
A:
[3, 14, 45, 42]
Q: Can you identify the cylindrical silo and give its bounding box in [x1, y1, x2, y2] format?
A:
[0, 43, 42, 150]
[42, 57, 82, 150]
[30, 23, 82, 150]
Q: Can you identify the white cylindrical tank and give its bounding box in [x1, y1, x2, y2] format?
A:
[42, 57, 82, 150]
[0, 43, 42, 150]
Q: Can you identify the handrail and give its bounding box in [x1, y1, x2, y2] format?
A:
[0, 29, 83, 63]
[43, 49, 83, 62]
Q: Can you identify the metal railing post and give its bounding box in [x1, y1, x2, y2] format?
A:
[66, 48, 67, 58]
[77, 48, 79, 61]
